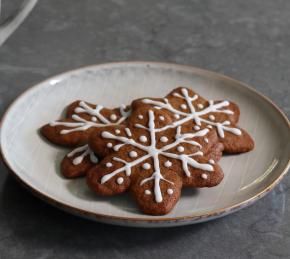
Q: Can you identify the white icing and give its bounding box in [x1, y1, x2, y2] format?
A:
[50, 101, 131, 134]
[201, 173, 208, 179]
[194, 125, 200, 131]
[138, 114, 143, 119]
[145, 190, 151, 195]
[116, 177, 124, 184]
[177, 146, 184, 152]
[142, 88, 241, 138]
[164, 160, 172, 168]
[125, 128, 132, 137]
[100, 110, 213, 203]
[129, 151, 138, 158]
[209, 159, 215, 164]
[113, 143, 125, 151]
[107, 142, 113, 148]
[209, 115, 215, 121]
[197, 103, 204, 109]
[139, 135, 147, 143]
[180, 104, 187, 110]
[160, 136, 168, 143]
[167, 188, 174, 195]
[67, 144, 98, 165]
[191, 151, 203, 156]
[110, 114, 117, 121]
[115, 129, 121, 134]
[142, 163, 151, 170]
[204, 138, 209, 143]
[106, 162, 113, 168]
[174, 114, 180, 119]
[207, 125, 213, 129]
[159, 116, 165, 121]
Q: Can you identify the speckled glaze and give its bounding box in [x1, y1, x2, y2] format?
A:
[1, 62, 289, 227]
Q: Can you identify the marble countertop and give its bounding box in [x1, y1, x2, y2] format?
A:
[0, 0, 289, 258]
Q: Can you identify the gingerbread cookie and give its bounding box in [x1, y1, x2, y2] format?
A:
[41, 100, 130, 147]
[87, 87, 254, 215]
[132, 87, 254, 153]
[41, 100, 131, 178]
[87, 107, 225, 215]
[61, 144, 99, 178]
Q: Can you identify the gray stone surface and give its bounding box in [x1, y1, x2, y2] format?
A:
[0, 0, 289, 258]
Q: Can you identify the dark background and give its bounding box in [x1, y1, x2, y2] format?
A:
[0, 0, 289, 258]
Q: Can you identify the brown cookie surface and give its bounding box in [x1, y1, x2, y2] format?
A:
[87, 105, 224, 215]
[41, 100, 130, 147]
[132, 87, 254, 153]
[41, 100, 131, 178]
[61, 144, 99, 178]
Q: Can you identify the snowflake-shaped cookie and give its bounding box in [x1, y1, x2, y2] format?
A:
[41, 100, 130, 178]
[87, 106, 224, 215]
[41, 100, 130, 147]
[132, 87, 254, 153]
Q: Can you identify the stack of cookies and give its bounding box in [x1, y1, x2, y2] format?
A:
[41, 87, 254, 215]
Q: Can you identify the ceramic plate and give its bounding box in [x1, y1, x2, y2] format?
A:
[1, 62, 289, 227]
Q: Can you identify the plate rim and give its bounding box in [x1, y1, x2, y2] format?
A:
[1, 61, 289, 225]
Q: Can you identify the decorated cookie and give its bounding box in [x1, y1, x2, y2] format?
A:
[41, 100, 131, 178]
[41, 100, 131, 147]
[132, 87, 254, 153]
[40, 86, 254, 215]
[62, 131, 223, 179]
[87, 106, 224, 215]
[61, 144, 99, 178]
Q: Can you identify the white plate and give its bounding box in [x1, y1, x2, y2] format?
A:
[1, 62, 289, 227]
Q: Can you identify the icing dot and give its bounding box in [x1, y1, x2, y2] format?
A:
[167, 189, 174, 195]
[145, 190, 151, 195]
[72, 157, 82, 165]
[139, 135, 147, 142]
[138, 114, 143, 119]
[174, 114, 180, 119]
[207, 125, 213, 129]
[129, 151, 138, 158]
[159, 116, 165, 121]
[209, 159, 215, 164]
[142, 163, 151, 170]
[107, 143, 113, 148]
[194, 125, 200, 131]
[194, 151, 203, 156]
[160, 136, 168, 143]
[201, 174, 208, 179]
[116, 177, 124, 184]
[91, 116, 97, 122]
[106, 162, 113, 168]
[204, 138, 209, 143]
[164, 160, 172, 168]
[74, 107, 82, 113]
[197, 103, 204, 109]
[115, 129, 121, 134]
[110, 114, 117, 121]
[177, 146, 185, 152]
[209, 115, 215, 121]
[224, 120, 230, 125]
[180, 104, 187, 110]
